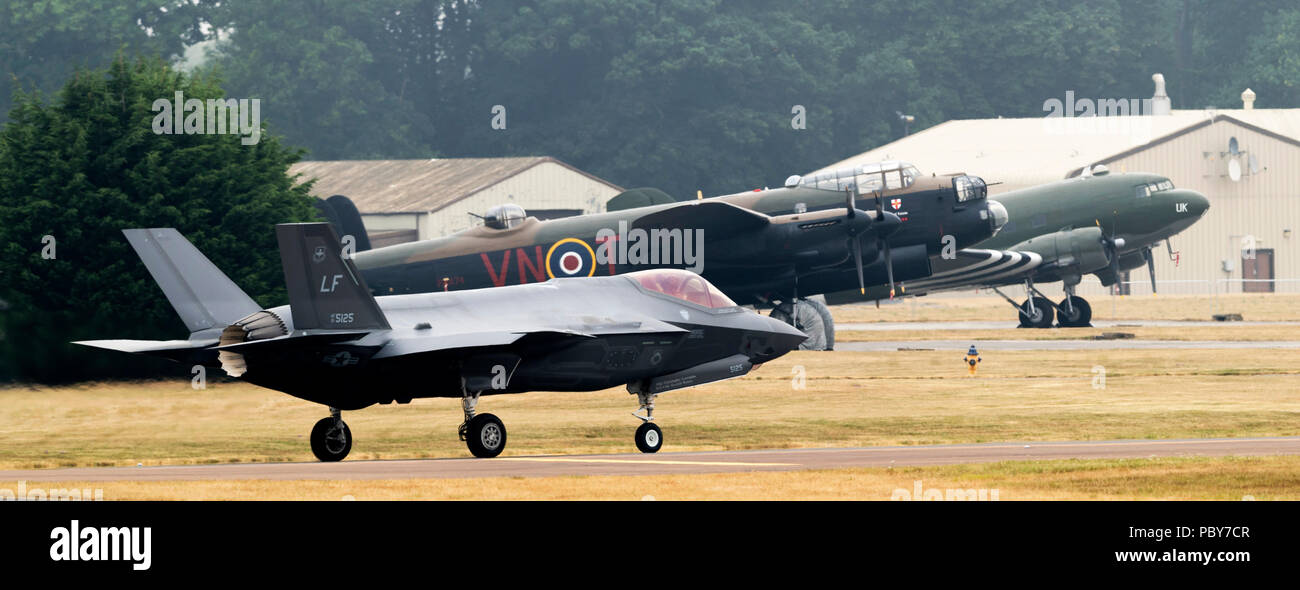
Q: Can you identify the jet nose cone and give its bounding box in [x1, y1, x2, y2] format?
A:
[986, 199, 1009, 234]
[746, 316, 808, 361]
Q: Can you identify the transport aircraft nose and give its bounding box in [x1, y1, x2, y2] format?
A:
[1168, 189, 1209, 217]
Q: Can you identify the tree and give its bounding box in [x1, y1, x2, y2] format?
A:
[0, 0, 211, 121]
[203, 0, 436, 159]
[0, 56, 318, 382]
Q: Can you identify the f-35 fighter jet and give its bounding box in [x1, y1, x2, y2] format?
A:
[74, 223, 806, 461]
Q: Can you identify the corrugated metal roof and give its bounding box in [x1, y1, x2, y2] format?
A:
[288, 157, 622, 214]
[817, 109, 1300, 191]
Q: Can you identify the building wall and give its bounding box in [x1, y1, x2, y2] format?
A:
[1071, 119, 1300, 296]
[421, 162, 617, 240]
[361, 213, 421, 234]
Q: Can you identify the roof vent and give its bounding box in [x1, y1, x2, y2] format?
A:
[1242, 88, 1256, 110]
[1151, 74, 1172, 115]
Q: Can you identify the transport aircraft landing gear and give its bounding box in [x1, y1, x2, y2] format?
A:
[769, 296, 835, 350]
[632, 391, 663, 453]
[310, 407, 352, 462]
[1055, 282, 1092, 327]
[459, 386, 506, 458]
[1018, 297, 1054, 328]
[992, 281, 1054, 328]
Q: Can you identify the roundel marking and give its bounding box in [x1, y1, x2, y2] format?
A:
[545, 238, 596, 278]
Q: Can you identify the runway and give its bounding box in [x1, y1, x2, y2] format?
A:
[836, 340, 1300, 351]
[836, 320, 1300, 331]
[2, 436, 1297, 482]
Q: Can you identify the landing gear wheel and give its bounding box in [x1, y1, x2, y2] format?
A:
[465, 413, 507, 458]
[310, 417, 352, 462]
[1018, 297, 1055, 328]
[1056, 296, 1092, 327]
[769, 297, 834, 350]
[635, 422, 663, 453]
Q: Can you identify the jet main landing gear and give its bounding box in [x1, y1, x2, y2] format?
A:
[459, 386, 507, 458]
[310, 407, 352, 462]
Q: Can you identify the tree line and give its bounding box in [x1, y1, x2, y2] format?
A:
[4, 0, 1299, 198]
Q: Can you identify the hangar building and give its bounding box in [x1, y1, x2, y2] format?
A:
[289, 157, 623, 248]
[821, 80, 1300, 295]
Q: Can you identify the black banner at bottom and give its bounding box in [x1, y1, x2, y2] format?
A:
[2, 500, 1293, 579]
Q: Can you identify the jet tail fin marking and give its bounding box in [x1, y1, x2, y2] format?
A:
[122, 229, 261, 336]
[276, 223, 390, 331]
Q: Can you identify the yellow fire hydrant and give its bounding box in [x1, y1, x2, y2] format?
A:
[964, 345, 981, 376]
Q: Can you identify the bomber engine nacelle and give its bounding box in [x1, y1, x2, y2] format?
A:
[1010, 226, 1110, 282]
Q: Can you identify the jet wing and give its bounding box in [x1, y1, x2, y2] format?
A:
[372, 330, 585, 360]
[898, 249, 1044, 294]
[215, 331, 373, 352]
[74, 338, 218, 354]
[631, 200, 770, 237]
[72, 338, 220, 364]
[371, 320, 689, 360]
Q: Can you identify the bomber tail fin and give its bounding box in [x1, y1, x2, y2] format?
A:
[276, 223, 389, 331]
[122, 229, 262, 337]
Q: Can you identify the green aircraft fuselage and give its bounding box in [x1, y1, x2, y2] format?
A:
[981, 171, 1208, 255]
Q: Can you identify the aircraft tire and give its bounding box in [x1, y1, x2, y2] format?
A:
[310, 417, 352, 462]
[805, 296, 836, 351]
[769, 298, 834, 351]
[465, 413, 507, 458]
[1057, 296, 1092, 327]
[635, 422, 663, 453]
[1018, 297, 1055, 329]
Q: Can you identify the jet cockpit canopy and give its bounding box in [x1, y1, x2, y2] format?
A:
[626, 269, 737, 309]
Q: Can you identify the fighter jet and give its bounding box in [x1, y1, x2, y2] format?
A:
[832, 167, 1210, 326]
[350, 160, 1008, 350]
[73, 223, 807, 461]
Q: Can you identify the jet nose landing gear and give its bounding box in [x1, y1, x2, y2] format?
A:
[632, 391, 664, 453]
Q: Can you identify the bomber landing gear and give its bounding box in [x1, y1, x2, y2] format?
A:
[310, 408, 352, 462]
[632, 391, 663, 453]
[459, 387, 507, 458]
[769, 296, 835, 350]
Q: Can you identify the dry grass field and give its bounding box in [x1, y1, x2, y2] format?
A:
[3, 347, 1298, 469]
[837, 324, 1300, 342]
[832, 292, 1300, 323]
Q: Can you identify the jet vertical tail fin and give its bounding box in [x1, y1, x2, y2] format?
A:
[276, 223, 390, 331]
[122, 229, 262, 336]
